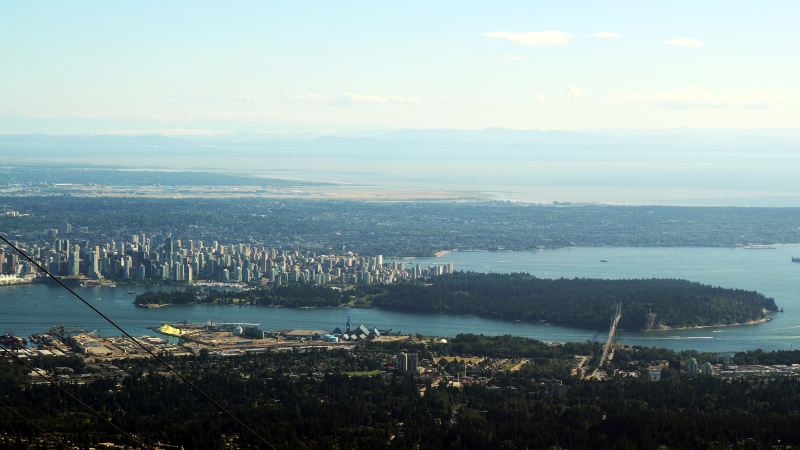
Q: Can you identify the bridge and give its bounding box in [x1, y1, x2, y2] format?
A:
[586, 302, 622, 380]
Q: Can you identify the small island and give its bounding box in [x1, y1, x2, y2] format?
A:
[135, 273, 778, 331]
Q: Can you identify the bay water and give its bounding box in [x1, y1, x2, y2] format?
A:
[2, 245, 799, 352]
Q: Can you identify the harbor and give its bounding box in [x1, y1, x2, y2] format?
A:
[4, 319, 408, 363]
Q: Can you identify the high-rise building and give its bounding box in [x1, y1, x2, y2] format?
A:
[407, 352, 418, 374]
[68, 245, 80, 276]
[90, 249, 101, 279]
[172, 261, 183, 281]
[397, 351, 418, 374]
[397, 352, 407, 372]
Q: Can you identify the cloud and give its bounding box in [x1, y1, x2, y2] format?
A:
[314, 93, 454, 106]
[335, 92, 420, 105]
[228, 95, 262, 102]
[591, 32, 621, 39]
[293, 92, 446, 106]
[100, 128, 230, 136]
[566, 86, 584, 98]
[665, 37, 704, 47]
[485, 31, 571, 48]
[531, 94, 551, 104]
[159, 93, 265, 103]
[505, 55, 527, 62]
[292, 93, 330, 102]
[618, 87, 788, 109]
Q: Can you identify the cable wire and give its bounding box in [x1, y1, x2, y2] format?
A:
[0, 395, 70, 449]
[0, 235, 277, 450]
[0, 341, 146, 448]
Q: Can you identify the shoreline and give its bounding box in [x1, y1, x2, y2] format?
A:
[394, 243, 800, 260]
[644, 317, 772, 332]
[136, 299, 775, 334]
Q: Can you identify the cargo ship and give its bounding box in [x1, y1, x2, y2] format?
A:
[0, 332, 27, 350]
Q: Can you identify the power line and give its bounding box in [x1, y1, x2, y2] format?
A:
[0, 235, 277, 449]
[0, 341, 145, 448]
[0, 396, 70, 449]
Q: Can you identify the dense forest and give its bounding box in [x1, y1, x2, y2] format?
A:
[371, 273, 778, 330]
[134, 289, 200, 306]
[426, 333, 603, 359]
[4, 336, 800, 449]
[135, 285, 354, 308]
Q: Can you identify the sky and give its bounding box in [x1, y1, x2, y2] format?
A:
[1, 1, 799, 134]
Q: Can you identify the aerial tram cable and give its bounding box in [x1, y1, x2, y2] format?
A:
[0, 341, 146, 448]
[0, 235, 277, 450]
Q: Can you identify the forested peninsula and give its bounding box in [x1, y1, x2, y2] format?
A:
[135, 273, 779, 331]
[371, 273, 778, 331]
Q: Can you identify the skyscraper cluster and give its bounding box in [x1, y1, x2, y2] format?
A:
[5, 234, 455, 286]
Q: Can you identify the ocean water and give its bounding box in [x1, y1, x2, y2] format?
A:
[4, 133, 800, 206]
[2, 245, 800, 352]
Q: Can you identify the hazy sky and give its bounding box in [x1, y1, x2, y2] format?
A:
[2, 1, 798, 134]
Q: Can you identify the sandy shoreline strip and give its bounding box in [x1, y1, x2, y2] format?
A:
[644, 317, 771, 332]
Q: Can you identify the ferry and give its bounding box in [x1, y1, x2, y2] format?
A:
[0, 274, 35, 286]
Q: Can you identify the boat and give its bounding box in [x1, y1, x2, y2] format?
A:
[793, 257, 800, 263]
[0, 332, 27, 350]
[738, 243, 777, 250]
[599, 259, 608, 263]
[127, 290, 136, 295]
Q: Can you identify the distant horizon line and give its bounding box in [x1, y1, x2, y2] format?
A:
[2, 126, 800, 138]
